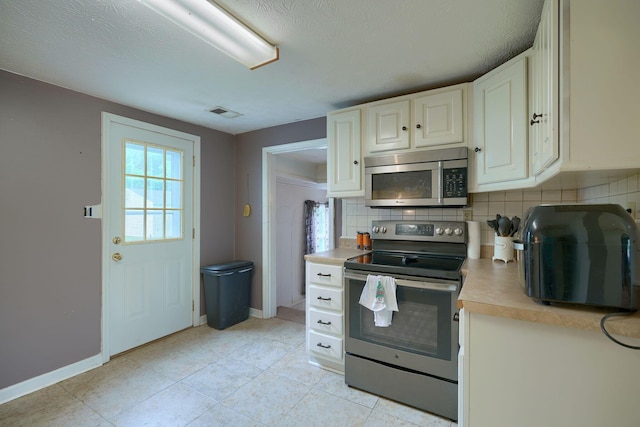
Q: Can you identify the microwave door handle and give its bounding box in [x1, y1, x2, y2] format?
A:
[437, 161, 443, 204]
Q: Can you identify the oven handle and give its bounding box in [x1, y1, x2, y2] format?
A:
[344, 271, 458, 293]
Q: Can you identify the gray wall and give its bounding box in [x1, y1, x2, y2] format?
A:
[234, 119, 327, 310]
[0, 70, 235, 390]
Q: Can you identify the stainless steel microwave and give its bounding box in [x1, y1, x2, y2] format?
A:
[364, 147, 468, 208]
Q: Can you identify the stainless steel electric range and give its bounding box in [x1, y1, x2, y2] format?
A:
[344, 220, 466, 421]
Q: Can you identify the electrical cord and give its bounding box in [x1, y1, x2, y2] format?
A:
[600, 310, 640, 349]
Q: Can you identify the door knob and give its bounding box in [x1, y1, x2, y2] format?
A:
[112, 253, 122, 262]
[113, 237, 121, 244]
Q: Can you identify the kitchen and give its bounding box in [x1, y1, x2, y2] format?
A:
[2, 0, 640, 426]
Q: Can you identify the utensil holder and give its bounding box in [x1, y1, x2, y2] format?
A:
[493, 236, 515, 263]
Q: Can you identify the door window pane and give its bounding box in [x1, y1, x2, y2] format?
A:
[125, 143, 145, 175]
[125, 210, 144, 242]
[166, 210, 182, 239]
[123, 140, 184, 243]
[166, 150, 182, 179]
[147, 146, 164, 177]
[125, 177, 145, 208]
[166, 181, 182, 209]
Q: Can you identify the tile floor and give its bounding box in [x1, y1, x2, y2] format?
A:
[0, 316, 458, 426]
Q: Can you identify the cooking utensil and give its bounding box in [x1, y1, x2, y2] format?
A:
[487, 219, 498, 235]
[498, 216, 511, 236]
[510, 216, 521, 237]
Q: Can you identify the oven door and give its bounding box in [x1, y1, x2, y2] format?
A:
[344, 270, 459, 381]
[364, 161, 440, 207]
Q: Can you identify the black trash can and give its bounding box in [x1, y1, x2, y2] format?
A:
[200, 260, 253, 330]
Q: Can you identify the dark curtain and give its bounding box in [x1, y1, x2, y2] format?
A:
[304, 200, 316, 256]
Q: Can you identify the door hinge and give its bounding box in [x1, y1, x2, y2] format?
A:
[192, 228, 195, 239]
[193, 155, 195, 167]
[192, 300, 195, 312]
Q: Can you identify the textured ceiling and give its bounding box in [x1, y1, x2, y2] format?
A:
[0, 0, 544, 135]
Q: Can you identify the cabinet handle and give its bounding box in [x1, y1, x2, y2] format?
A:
[317, 319, 332, 325]
[530, 113, 542, 126]
[416, 124, 421, 129]
[474, 147, 482, 153]
[401, 126, 407, 131]
[317, 296, 332, 301]
[317, 273, 332, 277]
[353, 160, 358, 165]
[317, 342, 332, 349]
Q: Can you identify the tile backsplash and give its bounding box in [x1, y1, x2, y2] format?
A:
[342, 173, 640, 246]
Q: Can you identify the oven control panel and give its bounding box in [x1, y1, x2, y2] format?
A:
[371, 220, 465, 243]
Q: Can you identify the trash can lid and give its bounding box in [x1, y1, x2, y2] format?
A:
[201, 260, 253, 273]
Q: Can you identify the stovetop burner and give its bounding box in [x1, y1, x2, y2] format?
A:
[344, 220, 467, 281]
[344, 251, 464, 281]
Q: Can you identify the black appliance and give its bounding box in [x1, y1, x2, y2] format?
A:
[520, 204, 638, 309]
[364, 147, 468, 208]
[344, 220, 466, 421]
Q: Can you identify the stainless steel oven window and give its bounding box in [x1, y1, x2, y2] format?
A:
[348, 279, 453, 361]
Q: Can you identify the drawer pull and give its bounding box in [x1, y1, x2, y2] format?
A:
[316, 342, 332, 349]
[316, 296, 332, 301]
[317, 319, 332, 325]
[317, 273, 332, 277]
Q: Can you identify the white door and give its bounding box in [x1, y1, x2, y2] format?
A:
[102, 113, 197, 357]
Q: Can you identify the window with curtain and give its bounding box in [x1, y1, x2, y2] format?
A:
[304, 200, 329, 255]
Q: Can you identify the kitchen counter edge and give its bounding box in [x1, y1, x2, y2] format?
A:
[304, 248, 369, 266]
[459, 258, 640, 339]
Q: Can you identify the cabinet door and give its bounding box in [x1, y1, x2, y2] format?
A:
[530, 0, 558, 175]
[474, 54, 528, 184]
[413, 89, 464, 148]
[366, 99, 410, 153]
[327, 109, 363, 196]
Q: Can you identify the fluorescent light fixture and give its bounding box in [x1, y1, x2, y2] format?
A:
[138, 0, 279, 69]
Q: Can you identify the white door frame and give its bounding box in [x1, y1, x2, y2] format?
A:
[100, 112, 201, 362]
[262, 139, 329, 319]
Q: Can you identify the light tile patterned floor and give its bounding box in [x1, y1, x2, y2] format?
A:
[0, 317, 458, 426]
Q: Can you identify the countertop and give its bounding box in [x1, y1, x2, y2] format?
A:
[459, 258, 640, 339]
[304, 248, 369, 266]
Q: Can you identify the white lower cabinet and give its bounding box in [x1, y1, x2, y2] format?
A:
[305, 261, 345, 373]
[459, 310, 640, 427]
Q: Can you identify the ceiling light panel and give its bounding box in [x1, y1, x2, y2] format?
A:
[137, 0, 279, 69]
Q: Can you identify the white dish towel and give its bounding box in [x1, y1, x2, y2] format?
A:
[359, 275, 399, 327]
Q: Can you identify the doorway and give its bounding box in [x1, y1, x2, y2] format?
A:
[101, 113, 201, 361]
[262, 139, 330, 319]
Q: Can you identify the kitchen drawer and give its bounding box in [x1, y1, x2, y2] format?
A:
[308, 285, 343, 312]
[308, 263, 342, 288]
[309, 330, 343, 362]
[309, 308, 343, 336]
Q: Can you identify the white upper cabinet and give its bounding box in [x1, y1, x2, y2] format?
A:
[529, 0, 559, 176]
[326, 108, 363, 197]
[366, 98, 411, 153]
[533, 0, 640, 185]
[365, 83, 469, 155]
[413, 89, 464, 148]
[473, 51, 529, 187]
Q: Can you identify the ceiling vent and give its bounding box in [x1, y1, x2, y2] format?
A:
[210, 106, 242, 119]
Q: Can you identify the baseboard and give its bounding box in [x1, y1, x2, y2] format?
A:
[0, 353, 102, 405]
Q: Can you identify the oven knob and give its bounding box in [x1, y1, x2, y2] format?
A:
[380, 226, 387, 233]
[435, 227, 444, 235]
[444, 227, 453, 235]
[454, 227, 463, 236]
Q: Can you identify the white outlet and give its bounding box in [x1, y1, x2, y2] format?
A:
[462, 208, 473, 222]
[627, 202, 636, 218]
